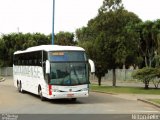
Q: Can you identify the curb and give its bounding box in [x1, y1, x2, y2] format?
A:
[137, 99, 160, 108]
[0, 78, 5, 82]
[91, 90, 117, 95]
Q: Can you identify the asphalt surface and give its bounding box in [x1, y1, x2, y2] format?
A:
[0, 77, 160, 120]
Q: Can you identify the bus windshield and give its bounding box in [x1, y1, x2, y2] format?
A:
[49, 51, 89, 85]
[50, 63, 89, 85]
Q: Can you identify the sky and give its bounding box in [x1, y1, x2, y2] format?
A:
[0, 0, 160, 35]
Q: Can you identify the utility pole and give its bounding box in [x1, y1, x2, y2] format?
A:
[52, 0, 55, 45]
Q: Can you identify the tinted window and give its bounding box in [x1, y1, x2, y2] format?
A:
[14, 51, 42, 66]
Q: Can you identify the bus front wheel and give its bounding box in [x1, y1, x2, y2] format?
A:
[71, 98, 77, 102]
[38, 87, 45, 101]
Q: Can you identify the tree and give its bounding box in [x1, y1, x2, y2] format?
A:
[136, 21, 155, 67]
[55, 31, 75, 46]
[0, 33, 51, 66]
[132, 67, 153, 89]
[0, 37, 5, 66]
[131, 19, 160, 89]
[94, 32, 109, 86]
[98, 0, 123, 13]
[97, 1, 142, 86]
[76, 0, 141, 86]
[0, 31, 76, 67]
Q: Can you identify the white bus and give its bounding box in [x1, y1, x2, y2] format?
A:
[13, 45, 95, 101]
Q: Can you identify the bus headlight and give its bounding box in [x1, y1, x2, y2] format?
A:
[81, 88, 88, 91]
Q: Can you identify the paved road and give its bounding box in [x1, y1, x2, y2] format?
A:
[0, 77, 159, 116]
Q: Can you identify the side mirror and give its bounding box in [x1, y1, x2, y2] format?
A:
[46, 60, 50, 74]
[88, 59, 95, 73]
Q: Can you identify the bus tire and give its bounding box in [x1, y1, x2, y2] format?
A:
[38, 87, 45, 101]
[18, 81, 23, 93]
[71, 98, 77, 102]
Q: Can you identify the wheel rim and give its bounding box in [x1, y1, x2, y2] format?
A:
[40, 90, 42, 98]
[39, 89, 43, 99]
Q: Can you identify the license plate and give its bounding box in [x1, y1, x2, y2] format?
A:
[67, 94, 74, 97]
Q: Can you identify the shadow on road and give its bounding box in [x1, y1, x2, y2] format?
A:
[22, 91, 85, 104]
[17, 89, 131, 105]
[49, 99, 83, 104]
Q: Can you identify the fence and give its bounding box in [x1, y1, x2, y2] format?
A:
[0, 67, 135, 81]
[91, 69, 136, 82]
[0, 67, 13, 76]
[106, 69, 135, 81]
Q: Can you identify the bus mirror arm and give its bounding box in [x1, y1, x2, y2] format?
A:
[88, 59, 95, 73]
[46, 60, 50, 74]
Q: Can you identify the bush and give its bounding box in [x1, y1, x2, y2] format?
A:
[132, 67, 160, 89]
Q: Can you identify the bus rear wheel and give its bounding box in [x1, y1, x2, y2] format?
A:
[38, 87, 45, 101]
[17, 82, 23, 93]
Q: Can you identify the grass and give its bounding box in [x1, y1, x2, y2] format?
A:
[148, 99, 160, 105]
[90, 84, 160, 95]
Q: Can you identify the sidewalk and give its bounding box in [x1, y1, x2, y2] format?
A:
[0, 77, 5, 82]
[112, 93, 160, 108]
[0, 76, 13, 86]
[110, 93, 160, 101]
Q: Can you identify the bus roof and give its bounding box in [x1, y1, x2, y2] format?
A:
[14, 45, 85, 54]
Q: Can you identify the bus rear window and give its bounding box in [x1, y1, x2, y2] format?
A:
[49, 51, 87, 62]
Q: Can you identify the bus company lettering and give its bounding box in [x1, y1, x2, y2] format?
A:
[14, 66, 43, 78]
